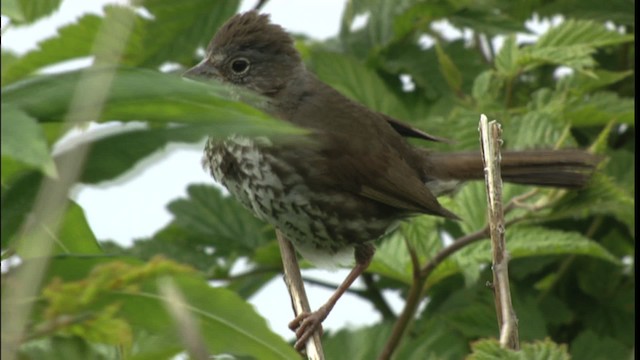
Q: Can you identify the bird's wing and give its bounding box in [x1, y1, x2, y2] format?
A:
[354, 151, 459, 220]
[383, 115, 453, 143]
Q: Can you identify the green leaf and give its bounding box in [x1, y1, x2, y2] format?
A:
[427, 225, 620, 290]
[1, 104, 57, 177]
[13, 201, 101, 258]
[133, 0, 239, 67]
[127, 275, 299, 360]
[495, 35, 520, 78]
[56, 125, 203, 184]
[468, 338, 571, 360]
[519, 44, 596, 74]
[1, 171, 42, 248]
[504, 110, 568, 150]
[323, 323, 393, 360]
[564, 91, 634, 126]
[535, 19, 634, 48]
[18, 336, 117, 360]
[308, 50, 410, 119]
[537, 0, 634, 26]
[25, 257, 299, 359]
[339, 0, 415, 56]
[1, 8, 133, 86]
[502, 226, 619, 264]
[550, 173, 634, 234]
[452, 182, 487, 233]
[423, 285, 498, 339]
[167, 185, 272, 256]
[570, 330, 632, 360]
[435, 42, 462, 93]
[558, 69, 633, 96]
[472, 70, 503, 106]
[1, 0, 62, 25]
[2, 67, 297, 135]
[369, 216, 443, 284]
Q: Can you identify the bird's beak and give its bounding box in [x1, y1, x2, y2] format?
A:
[183, 58, 220, 80]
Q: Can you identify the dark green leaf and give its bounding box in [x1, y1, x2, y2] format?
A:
[570, 330, 632, 360]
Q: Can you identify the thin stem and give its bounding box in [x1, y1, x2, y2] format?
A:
[377, 226, 489, 360]
[276, 230, 324, 360]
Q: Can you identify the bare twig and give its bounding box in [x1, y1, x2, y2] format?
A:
[377, 226, 490, 360]
[479, 114, 519, 350]
[276, 230, 324, 360]
[252, 0, 269, 11]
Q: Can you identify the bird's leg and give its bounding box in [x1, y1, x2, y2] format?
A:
[289, 244, 375, 351]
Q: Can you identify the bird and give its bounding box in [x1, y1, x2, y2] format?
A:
[183, 10, 598, 351]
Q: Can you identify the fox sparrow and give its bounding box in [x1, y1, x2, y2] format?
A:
[184, 11, 598, 350]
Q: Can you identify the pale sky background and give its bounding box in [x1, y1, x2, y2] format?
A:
[2, 0, 400, 340]
[2, 0, 561, 341]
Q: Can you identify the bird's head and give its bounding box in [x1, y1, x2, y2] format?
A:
[184, 11, 303, 97]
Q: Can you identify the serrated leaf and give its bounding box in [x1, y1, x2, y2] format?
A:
[1, 104, 57, 177]
[559, 69, 633, 95]
[1, 0, 62, 25]
[504, 110, 568, 150]
[2, 12, 101, 85]
[452, 182, 487, 233]
[507, 226, 619, 264]
[167, 184, 271, 256]
[564, 91, 634, 126]
[428, 225, 620, 289]
[469, 338, 571, 360]
[535, 19, 634, 48]
[551, 173, 634, 234]
[519, 44, 596, 73]
[369, 216, 443, 284]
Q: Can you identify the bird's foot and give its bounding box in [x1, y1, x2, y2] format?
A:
[288, 307, 327, 351]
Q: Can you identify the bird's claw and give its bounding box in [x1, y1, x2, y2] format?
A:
[289, 311, 324, 351]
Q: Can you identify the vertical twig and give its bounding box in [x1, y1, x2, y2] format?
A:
[275, 230, 325, 360]
[478, 114, 519, 350]
[158, 278, 210, 360]
[0, 11, 137, 360]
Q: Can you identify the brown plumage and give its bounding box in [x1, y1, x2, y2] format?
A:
[184, 11, 599, 351]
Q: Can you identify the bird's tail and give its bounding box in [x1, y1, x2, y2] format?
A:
[424, 149, 600, 188]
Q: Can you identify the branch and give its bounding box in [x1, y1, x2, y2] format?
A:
[479, 114, 519, 350]
[377, 226, 490, 360]
[276, 230, 324, 360]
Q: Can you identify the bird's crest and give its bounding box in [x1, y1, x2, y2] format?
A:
[208, 11, 300, 61]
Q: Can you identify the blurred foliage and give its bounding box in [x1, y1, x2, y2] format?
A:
[1, 0, 634, 359]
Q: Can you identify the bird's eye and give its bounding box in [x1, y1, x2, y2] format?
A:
[230, 58, 250, 74]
